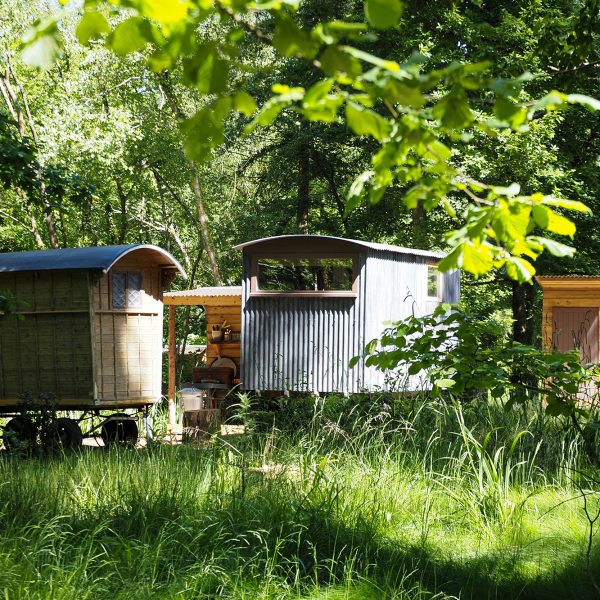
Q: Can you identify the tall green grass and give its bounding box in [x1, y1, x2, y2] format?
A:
[0, 395, 598, 599]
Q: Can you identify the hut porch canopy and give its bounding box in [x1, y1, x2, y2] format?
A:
[163, 286, 242, 306]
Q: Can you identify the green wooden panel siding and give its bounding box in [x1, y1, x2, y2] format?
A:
[0, 271, 94, 402]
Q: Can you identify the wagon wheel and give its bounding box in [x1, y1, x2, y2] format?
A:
[3, 416, 36, 453]
[45, 418, 83, 451]
[100, 414, 138, 447]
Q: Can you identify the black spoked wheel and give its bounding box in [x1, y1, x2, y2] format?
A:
[3, 416, 36, 453]
[45, 418, 83, 451]
[100, 414, 138, 447]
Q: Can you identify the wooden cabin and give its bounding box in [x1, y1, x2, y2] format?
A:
[164, 235, 460, 428]
[235, 235, 460, 393]
[0, 245, 185, 410]
[537, 276, 600, 363]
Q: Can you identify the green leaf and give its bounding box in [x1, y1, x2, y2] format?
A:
[233, 91, 257, 116]
[349, 355, 361, 369]
[273, 14, 318, 58]
[505, 257, 535, 283]
[320, 46, 362, 78]
[424, 140, 451, 162]
[542, 196, 591, 213]
[566, 94, 600, 111]
[345, 102, 391, 141]
[493, 96, 527, 129]
[245, 86, 304, 132]
[433, 87, 474, 130]
[303, 79, 334, 104]
[341, 45, 401, 72]
[302, 79, 344, 122]
[138, 0, 192, 26]
[529, 236, 575, 258]
[438, 244, 463, 273]
[365, 0, 404, 29]
[21, 33, 62, 69]
[181, 105, 226, 162]
[383, 80, 425, 108]
[531, 205, 576, 237]
[346, 170, 373, 213]
[183, 44, 228, 94]
[545, 400, 568, 417]
[148, 49, 175, 71]
[108, 17, 149, 56]
[435, 378, 456, 388]
[462, 242, 493, 277]
[491, 183, 520, 197]
[76, 11, 111, 45]
[314, 20, 368, 44]
[21, 15, 64, 69]
[528, 91, 567, 115]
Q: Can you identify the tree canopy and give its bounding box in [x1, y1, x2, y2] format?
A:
[20, 0, 600, 284]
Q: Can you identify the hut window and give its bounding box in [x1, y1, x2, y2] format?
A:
[112, 272, 142, 309]
[256, 257, 354, 292]
[427, 265, 441, 300]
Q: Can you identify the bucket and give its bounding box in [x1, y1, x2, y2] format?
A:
[178, 388, 205, 411]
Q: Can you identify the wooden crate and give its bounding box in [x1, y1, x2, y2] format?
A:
[192, 367, 234, 384]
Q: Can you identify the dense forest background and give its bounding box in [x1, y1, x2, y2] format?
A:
[1, 0, 599, 344]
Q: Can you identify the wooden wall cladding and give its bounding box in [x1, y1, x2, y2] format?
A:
[0, 271, 93, 401]
[205, 305, 242, 369]
[92, 260, 163, 403]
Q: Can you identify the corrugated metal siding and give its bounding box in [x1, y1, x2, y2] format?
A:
[361, 251, 425, 390]
[443, 269, 460, 304]
[240, 251, 460, 393]
[241, 254, 367, 393]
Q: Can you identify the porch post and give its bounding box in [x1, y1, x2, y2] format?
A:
[168, 304, 177, 427]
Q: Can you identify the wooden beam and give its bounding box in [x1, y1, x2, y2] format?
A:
[168, 305, 176, 427]
[163, 295, 241, 306]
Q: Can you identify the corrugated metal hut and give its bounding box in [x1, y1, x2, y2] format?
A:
[0, 244, 185, 415]
[235, 235, 460, 393]
[537, 276, 600, 363]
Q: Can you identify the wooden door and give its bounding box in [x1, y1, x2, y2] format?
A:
[552, 307, 599, 364]
[553, 307, 599, 405]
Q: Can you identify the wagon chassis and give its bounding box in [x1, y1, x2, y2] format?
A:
[0, 405, 150, 452]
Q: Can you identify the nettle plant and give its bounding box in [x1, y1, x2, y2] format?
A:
[23, 0, 600, 283]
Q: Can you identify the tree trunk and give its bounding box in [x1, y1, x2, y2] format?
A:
[26, 207, 45, 248]
[296, 122, 310, 233]
[1, 61, 59, 248]
[412, 203, 426, 248]
[115, 175, 128, 244]
[157, 74, 222, 285]
[512, 281, 536, 345]
[191, 173, 222, 285]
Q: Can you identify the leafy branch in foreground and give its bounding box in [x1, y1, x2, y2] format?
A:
[353, 304, 600, 462]
[22, 0, 600, 281]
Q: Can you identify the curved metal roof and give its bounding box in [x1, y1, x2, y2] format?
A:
[0, 244, 187, 276]
[233, 235, 445, 259]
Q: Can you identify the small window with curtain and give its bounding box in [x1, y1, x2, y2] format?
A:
[427, 264, 441, 300]
[112, 271, 143, 309]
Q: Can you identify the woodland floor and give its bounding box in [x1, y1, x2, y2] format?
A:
[0, 396, 599, 599]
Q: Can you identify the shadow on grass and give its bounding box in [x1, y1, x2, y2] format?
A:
[0, 445, 597, 599]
